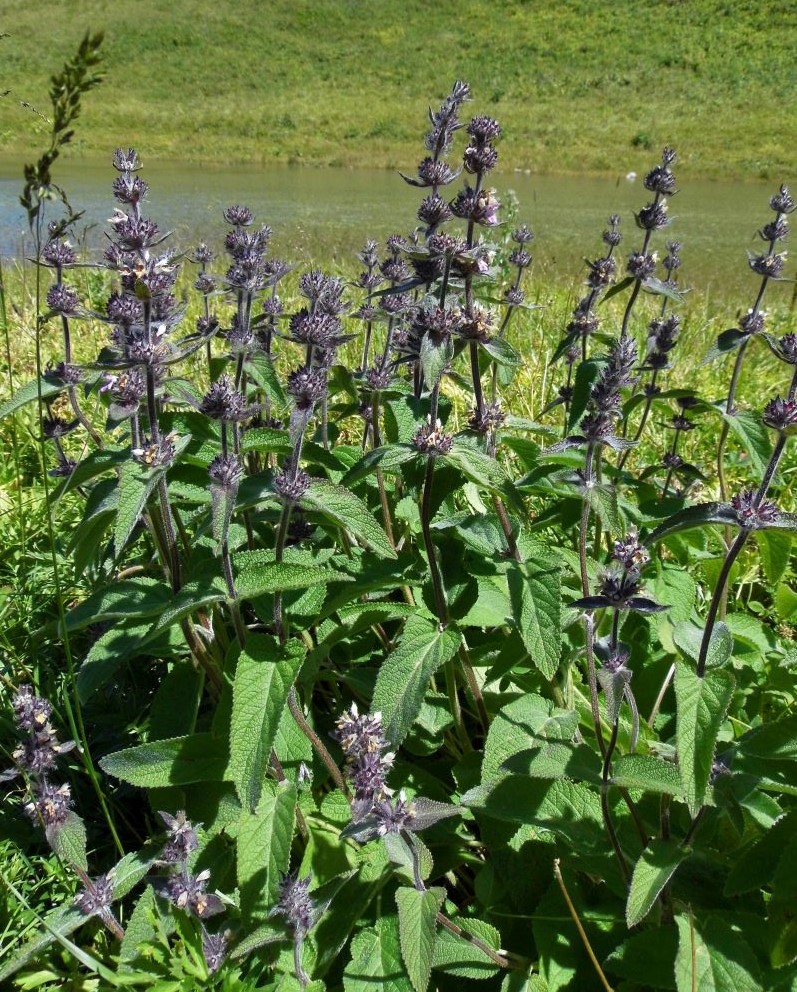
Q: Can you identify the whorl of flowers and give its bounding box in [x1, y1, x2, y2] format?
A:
[332, 704, 395, 820]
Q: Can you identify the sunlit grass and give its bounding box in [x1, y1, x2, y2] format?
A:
[1, 1, 796, 179]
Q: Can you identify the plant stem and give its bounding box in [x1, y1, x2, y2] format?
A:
[288, 687, 348, 793]
[436, 912, 518, 970]
[601, 719, 630, 885]
[420, 457, 448, 625]
[553, 859, 615, 992]
[578, 445, 605, 757]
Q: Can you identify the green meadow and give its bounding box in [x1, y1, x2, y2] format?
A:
[1, 0, 795, 179]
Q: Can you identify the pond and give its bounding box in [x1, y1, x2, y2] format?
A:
[0, 158, 793, 306]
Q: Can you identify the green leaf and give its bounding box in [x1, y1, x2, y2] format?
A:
[446, 441, 514, 493]
[0, 903, 84, 982]
[210, 478, 238, 550]
[238, 424, 290, 453]
[228, 634, 305, 810]
[507, 555, 561, 680]
[725, 612, 775, 655]
[301, 479, 397, 558]
[46, 811, 87, 871]
[627, 839, 688, 926]
[236, 560, 342, 601]
[238, 780, 297, 924]
[382, 833, 434, 885]
[754, 529, 792, 586]
[53, 447, 126, 496]
[674, 914, 762, 992]
[739, 715, 797, 761]
[114, 459, 163, 555]
[675, 666, 735, 814]
[246, 351, 286, 405]
[605, 928, 678, 989]
[502, 741, 601, 784]
[480, 336, 521, 368]
[771, 918, 797, 970]
[567, 358, 602, 432]
[463, 778, 603, 850]
[344, 917, 414, 992]
[99, 732, 228, 787]
[110, 849, 156, 899]
[0, 375, 64, 420]
[673, 620, 733, 670]
[396, 886, 445, 992]
[721, 408, 772, 476]
[77, 621, 158, 702]
[587, 484, 621, 534]
[612, 754, 683, 796]
[118, 887, 158, 969]
[144, 577, 228, 637]
[642, 275, 684, 302]
[420, 331, 453, 390]
[61, 577, 171, 632]
[371, 614, 462, 747]
[482, 695, 579, 782]
[229, 921, 285, 961]
[433, 916, 501, 980]
[647, 502, 738, 545]
[342, 444, 417, 485]
[649, 567, 697, 625]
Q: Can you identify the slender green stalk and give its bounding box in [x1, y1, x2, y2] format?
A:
[553, 860, 615, 992]
[31, 211, 124, 857]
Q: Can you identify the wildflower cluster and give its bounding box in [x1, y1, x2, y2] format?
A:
[153, 811, 228, 973]
[747, 183, 793, 280]
[332, 704, 395, 820]
[1, 686, 77, 833]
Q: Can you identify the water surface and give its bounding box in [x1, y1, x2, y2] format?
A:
[1, 159, 791, 303]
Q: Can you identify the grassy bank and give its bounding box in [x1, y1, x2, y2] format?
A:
[1, 0, 795, 180]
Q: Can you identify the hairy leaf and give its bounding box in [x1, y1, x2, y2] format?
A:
[507, 555, 561, 680]
[605, 928, 678, 990]
[420, 331, 453, 391]
[720, 408, 772, 477]
[627, 839, 688, 926]
[675, 666, 735, 814]
[236, 560, 342, 600]
[647, 502, 738, 545]
[396, 886, 445, 992]
[433, 915, 502, 980]
[301, 479, 397, 558]
[0, 375, 65, 420]
[754, 529, 793, 586]
[674, 914, 762, 992]
[344, 917, 413, 992]
[612, 754, 683, 797]
[113, 460, 162, 556]
[62, 577, 171, 632]
[673, 620, 733, 671]
[99, 732, 228, 787]
[246, 351, 286, 405]
[46, 811, 87, 871]
[238, 780, 296, 924]
[228, 634, 305, 810]
[371, 614, 462, 747]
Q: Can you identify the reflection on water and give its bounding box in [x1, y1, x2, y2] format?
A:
[0, 158, 792, 301]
